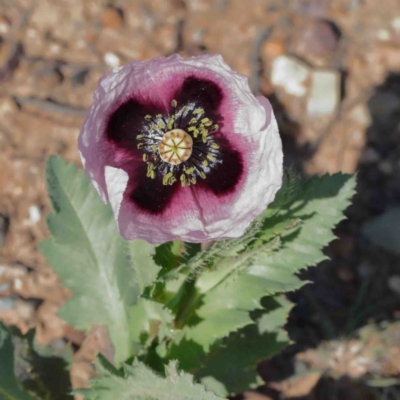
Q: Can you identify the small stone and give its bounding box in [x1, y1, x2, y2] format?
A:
[270, 55, 311, 97]
[0, 282, 10, 293]
[0, 264, 28, 280]
[104, 52, 120, 68]
[306, 69, 340, 119]
[101, 6, 124, 29]
[377, 29, 391, 41]
[0, 97, 18, 115]
[0, 15, 10, 34]
[13, 278, 23, 291]
[0, 296, 15, 311]
[375, 44, 400, 72]
[350, 105, 371, 126]
[391, 17, 400, 32]
[379, 160, 393, 175]
[261, 39, 285, 60]
[388, 275, 400, 295]
[292, 19, 341, 60]
[359, 148, 380, 164]
[29, 205, 41, 224]
[337, 265, 355, 282]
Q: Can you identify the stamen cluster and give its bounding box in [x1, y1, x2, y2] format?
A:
[136, 100, 221, 187]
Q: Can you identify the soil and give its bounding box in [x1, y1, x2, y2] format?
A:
[1, 0, 400, 399]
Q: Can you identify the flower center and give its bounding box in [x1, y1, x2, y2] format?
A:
[158, 129, 193, 165]
[137, 100, 222, 187]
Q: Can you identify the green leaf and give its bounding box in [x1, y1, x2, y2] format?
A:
[39, 156, 135, 364]
[261, 167, 301, 216]
[130, 239, 161, 293]
[127, 240, 174, 344]
[183, 173, 356, 349]
[164, 296, 293, 396]
[256, 296, 293, 342]
[165, 296, 292, 395]
[0, 323, 37, 400]
[80, 358, 225, 400]
[197, 324, 287, 396]
[154, 241, 200, 274]
[176, 221, 263, 279]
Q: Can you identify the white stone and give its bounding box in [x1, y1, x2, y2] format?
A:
[306, 70, 340, 118]
[0, 296, 15, 311]
[391, 17, 400, 32]
[13, 278, 22, 291]
[29, 205, 41, 223]
[270, 55, 311, 97]
[104, 52, 120, 68]
[0, 19, 9, 34]
[350, 105, 371, 126]
[377, 29, 390, 40]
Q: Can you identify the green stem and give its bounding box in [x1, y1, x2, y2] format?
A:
[168, 279, 202, 329]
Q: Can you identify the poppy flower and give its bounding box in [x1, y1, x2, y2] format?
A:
[78, 54, 282, 244]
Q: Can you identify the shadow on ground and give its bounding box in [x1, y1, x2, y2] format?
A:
[236, 74, 400, 400]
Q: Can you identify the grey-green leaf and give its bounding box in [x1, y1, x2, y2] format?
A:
[183, 173, 356, 349]
[39, 156, 135, 364]
[80, 359, 225, 400]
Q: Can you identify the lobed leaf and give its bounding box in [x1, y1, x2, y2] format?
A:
[80, 358, 225, 400]
[40, 156, 136, 364]
[183, 173, 356, 349]
[40, 156, 174, 362]
[165, 296, 292, 396]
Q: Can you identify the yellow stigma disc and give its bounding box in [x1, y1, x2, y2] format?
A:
[158, 129, 193, 165]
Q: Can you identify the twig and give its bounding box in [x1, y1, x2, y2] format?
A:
[249, 27, 272, 94]
[14, 96, 87, 118]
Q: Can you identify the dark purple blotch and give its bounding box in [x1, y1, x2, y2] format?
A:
[105, 77, 243, 215]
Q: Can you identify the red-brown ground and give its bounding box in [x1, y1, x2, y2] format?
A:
[2, 0, 400, 399]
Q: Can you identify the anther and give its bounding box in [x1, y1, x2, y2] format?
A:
[207, 154, 215, 161]
[167, 116, 175, 130]
[163, 172, 176, 186]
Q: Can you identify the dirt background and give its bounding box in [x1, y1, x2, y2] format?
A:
[2, 0, 400, 399]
